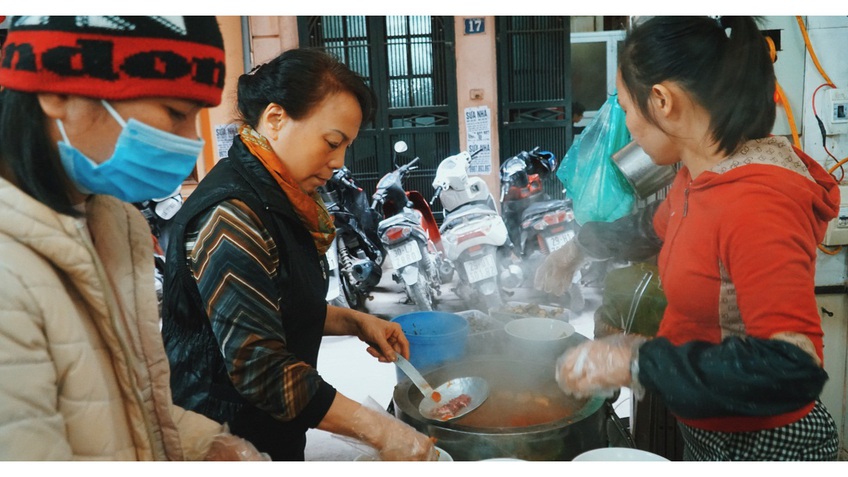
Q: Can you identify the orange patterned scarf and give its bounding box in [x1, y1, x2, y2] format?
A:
[238, 124, 335, 255]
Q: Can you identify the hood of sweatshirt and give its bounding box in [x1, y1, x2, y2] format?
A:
[689, 136, 840, 241]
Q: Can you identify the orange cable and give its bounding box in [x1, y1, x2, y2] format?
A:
[765, 36, 801, 149]
[776, 82, 801, 149]
[789, 21, 844, 254]
[828, 157, 848, 175]
[819, 244, 843, 255]
[796, 16, 835, 87]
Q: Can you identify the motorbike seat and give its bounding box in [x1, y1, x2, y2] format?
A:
[377, 208, 421, 233]
[440, 202, 503, 233]
[520, 199, 572, 222]
[443, 202, 498, 222]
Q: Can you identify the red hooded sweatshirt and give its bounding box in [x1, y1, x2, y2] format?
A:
[651, 136, 840, 432]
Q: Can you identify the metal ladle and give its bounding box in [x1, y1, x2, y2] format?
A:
[394, 354, 489, 422]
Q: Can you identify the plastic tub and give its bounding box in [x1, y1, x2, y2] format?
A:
[390, 311, 468, 381]
[456, 309, 505, 356]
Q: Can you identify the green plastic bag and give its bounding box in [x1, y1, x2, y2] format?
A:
[598, 263, 667, 337]
[557, 93, 635, 225]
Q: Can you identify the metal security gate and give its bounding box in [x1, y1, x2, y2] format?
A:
[298, 16, 459, 209]
[496, 16, 571, 199]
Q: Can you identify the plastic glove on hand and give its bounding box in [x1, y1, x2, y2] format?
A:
[351, 405, 437, 461]
[534, 239, 585, 296]
[555, 334, 647, 399]
[203, 432, 270, 461]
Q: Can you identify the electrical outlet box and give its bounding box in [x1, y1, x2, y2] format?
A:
[823, 185, 848, 246]
[823, 89, 848, 136]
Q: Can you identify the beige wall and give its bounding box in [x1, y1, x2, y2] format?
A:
[207, 15, 504, 200]
[248, 16, 299, 66]
[192, 16, 298, 187]
[188, 16, 246, 192]
[206, 16, 244, 146]
[453, 16, 501, 206]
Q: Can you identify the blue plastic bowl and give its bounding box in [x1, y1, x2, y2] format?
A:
[390, 311, 469, 381]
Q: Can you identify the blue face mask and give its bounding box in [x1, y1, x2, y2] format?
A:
[57, 100, 205, 203]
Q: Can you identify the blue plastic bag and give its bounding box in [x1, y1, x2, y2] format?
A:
[557, 94, 635, 225]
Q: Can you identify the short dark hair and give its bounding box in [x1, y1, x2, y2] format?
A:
[0, 89, 81, 217]
[618, 16, 775, 156]
[236, 47, 376, 128]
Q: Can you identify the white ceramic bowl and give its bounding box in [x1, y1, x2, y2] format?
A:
[572, 447, 669, 461]
[504, 317, 575, 364]
[354, 446, 453, 461]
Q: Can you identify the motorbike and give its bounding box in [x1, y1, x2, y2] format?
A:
[499, 147, 584, 312]
[371, 141, 449, 311]
[318, 166, 384, 310]
[431, 148, 523, 311]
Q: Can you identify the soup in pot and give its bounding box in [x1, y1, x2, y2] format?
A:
[453, 384, 584, 428]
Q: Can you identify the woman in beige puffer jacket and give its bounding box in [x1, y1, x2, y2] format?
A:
[0, 183, 227, 460]
[0, 15, 263, 461]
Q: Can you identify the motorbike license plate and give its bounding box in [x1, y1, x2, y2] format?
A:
[388, 241, 422, 269]
[545, 230, 575, 253]
[463, 253, 498, 284]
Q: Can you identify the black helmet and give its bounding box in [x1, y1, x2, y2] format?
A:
[527, 150, 557, 178]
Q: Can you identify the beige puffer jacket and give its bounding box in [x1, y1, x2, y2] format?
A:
[0, 177, 224, 460]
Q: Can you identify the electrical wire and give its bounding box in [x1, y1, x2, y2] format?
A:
[764, 39, 797, 147]
[827, 156, 848, 176]
[765, 36, 802, 149]
[819, 244, 843, 255]
[813, 83, 846, 181]
[613, 395, 631, 412]
[796, 16, 835, 86]
[775, 81, 802, 149]
[791, 17, 845, 254]
[793, 16, 846, 181]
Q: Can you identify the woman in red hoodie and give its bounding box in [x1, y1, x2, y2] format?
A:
[537, 16, 840, 460]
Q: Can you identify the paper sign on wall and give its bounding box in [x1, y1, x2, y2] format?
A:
[215, 123, 239, 159]
[464, 105, 492, 175]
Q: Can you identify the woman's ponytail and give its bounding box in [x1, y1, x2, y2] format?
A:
[619, 16, 777, 156]
[708, 16, 776, 155]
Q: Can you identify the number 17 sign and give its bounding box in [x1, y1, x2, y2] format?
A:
[464, 18, 485, 35]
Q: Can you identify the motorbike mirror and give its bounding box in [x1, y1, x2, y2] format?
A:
[502, 157, 526, 176]
[430, 187, 442, 206]
[394, 141, 408, 154]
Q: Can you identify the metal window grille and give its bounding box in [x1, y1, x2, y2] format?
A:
[497, 16, 572, 200]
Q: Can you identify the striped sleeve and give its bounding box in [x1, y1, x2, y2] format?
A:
[185, 199, 327, 421]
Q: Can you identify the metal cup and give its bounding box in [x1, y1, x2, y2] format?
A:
[611, 141, 676, 199]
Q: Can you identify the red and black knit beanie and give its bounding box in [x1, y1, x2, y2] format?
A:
[0, 16, 225, 106]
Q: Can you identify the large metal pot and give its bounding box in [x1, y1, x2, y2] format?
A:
[611, 141, 676, 199]
[392, 356, 608, 461]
